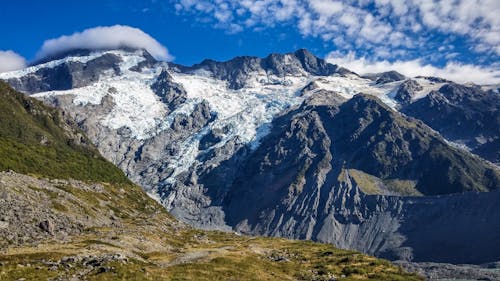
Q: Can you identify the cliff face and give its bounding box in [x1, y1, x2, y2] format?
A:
[221, 92, 500, 263]
[402, 82, 500, 164]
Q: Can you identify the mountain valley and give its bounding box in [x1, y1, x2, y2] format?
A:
[1, 48, 499, 280]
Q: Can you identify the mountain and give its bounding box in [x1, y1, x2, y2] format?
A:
[221, 92, 500, 263]
[401, 82, 500, 164]
[0, 82, 421, 280]
[362, 71, 406, 84]
[1, 48, 499, 268]
[177, 49, 354, 90]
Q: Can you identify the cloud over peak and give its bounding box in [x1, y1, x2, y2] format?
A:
[0, 50, 27, 73]
[36, 25, 172, 61]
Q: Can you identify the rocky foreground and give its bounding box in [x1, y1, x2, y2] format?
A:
[0, 171, 422, 280]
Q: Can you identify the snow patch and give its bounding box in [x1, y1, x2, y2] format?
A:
[33, 50, 167, 140]
[159, 72, 309, 187]
[412, 78, 446, 100]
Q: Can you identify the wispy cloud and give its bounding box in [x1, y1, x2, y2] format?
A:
[0, 50, 27, 73]
[36, 25, 173, 61]
[327, 51, 500, 85]
[172, 0, 500, 64]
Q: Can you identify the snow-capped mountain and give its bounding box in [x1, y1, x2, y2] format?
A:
[1, 48, 499, 264]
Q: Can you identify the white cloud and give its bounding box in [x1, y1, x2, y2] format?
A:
[36, 25, 172, 61]
[309, 0, 343, 17]
[326, 51, 500, 85]
[172, 0, 500, 56]
[0, 50, 27, 73]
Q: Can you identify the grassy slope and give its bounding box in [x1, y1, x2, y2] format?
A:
[0, 81, 129, 183]
[0, 82, 421, 280]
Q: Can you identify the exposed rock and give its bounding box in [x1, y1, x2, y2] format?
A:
[415, 76, 452, 84]
[394, 79, 423, 106]
[184, 49, 350, 89]
[375, 71, 406, 84]
[6, 53, 122, 94]
[151, 70, 187, 111]
[38, 220, 55, 235]
[221, 93, 500, 263]
[363, 71, 406, 84]
[403, 82, 500, 163]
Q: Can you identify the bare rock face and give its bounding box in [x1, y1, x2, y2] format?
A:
[375, 71, 406, 84]
[362, 71, 406, 84]
[221, 93, 500, 263]
[394, 79, 423, 106]
[151, 70, 187, 111]
[184, 49, 351, 89]
[6, 53, 123, 94]
[39, 219, 55, 235]
[402, 82, 500, 164]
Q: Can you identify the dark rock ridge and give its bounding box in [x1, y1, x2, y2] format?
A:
[415, 76, 452, 84]
[375, 71, 406, 84]
[402, 82, 500, 164]
[182, 49, 354, 89]
[362, 71, 406, 84]
[151, 70, 187, 111]
[6, 53, 123, 94]
[393, 79, 423, 106]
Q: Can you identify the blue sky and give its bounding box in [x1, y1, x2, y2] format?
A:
[0, 0, 499, 83]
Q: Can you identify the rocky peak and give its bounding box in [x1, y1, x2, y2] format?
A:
[394, 79, 423, 106]
[3, 48, 159, 94]
[375, 71, 406, 84]
[415, 76, 452, 84]
[342, 93, 394, 117]
[437, 82, 486, 102]
[32, 47, 156, 66]
[185, 49, 349, 89]
[402, 81, 500, 163]
[151, 69, 187, 111]
[292, 48, 339, 76]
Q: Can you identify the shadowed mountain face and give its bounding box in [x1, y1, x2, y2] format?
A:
[362, 71, 406, 84]
[1, 48, 499, 265]
[223, 93, 498, 202]
[402, 83, 500, 164]
[219, 93, 500, 263]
